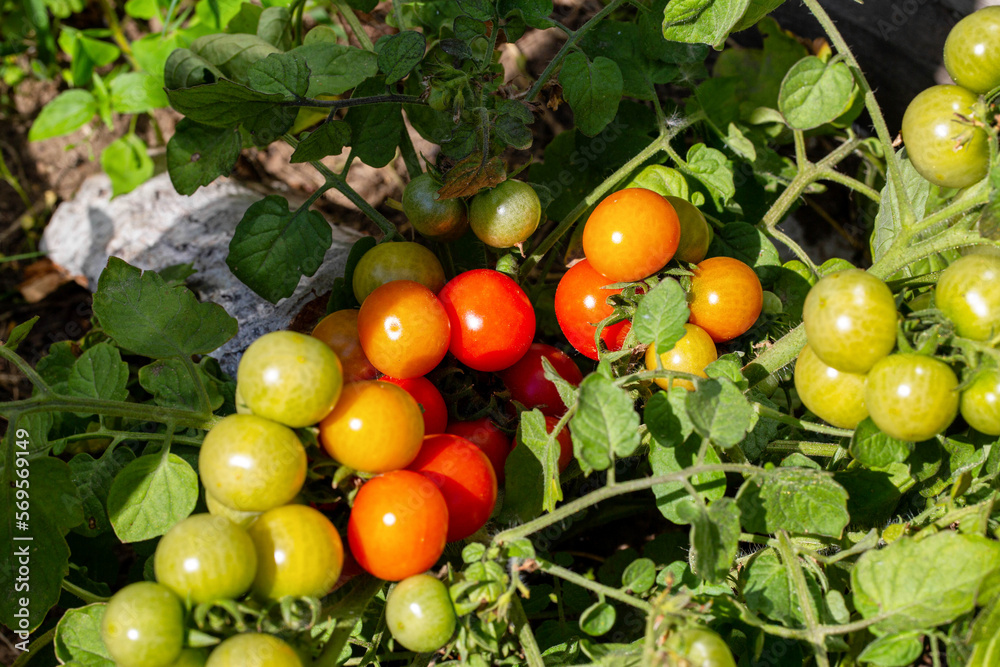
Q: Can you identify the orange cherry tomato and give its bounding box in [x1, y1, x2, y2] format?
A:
[319, 381, 425, 473]
[554, 259, 631, 360]
[687, 257, 763, 343]
[312, 310, 379, 383]
[357, 280, 451, 379]
[347, 470, 449, 581]
[445, 419, 511, 484]
[582, 188, 680, 282]
[380, 376, 448, 435]
[406, 434, 498, 541]
[499, 343, 583, 416]
[643, 323, 718, 391]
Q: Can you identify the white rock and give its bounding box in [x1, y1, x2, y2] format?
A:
[42, 172, 365, 375]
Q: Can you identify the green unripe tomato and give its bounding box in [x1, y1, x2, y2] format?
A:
[469, 180, 541, 248]
[101, 582, 185, 667]
[901, 85, 989, 189]
[199, 414, 307, 512]
[402, 174, 469, 241]
[802, 269, 898, 374]
[204, 634, 302, 667]
[665, 628, 736, 667]
[935, 253, 1000, 341]
[170, 649, 208, 667]
[944, 7, 1000, 94]
[237, 331, 343, 428]
[961, 369, 1000, 436]
[793, 344, 869, 430]
[665, 196, 712, 264]
[385, 574, 457, 653]
[205, 491, 260, 528]
[154, 514, 257, 604]
[352, 241, 447, 303]
[864, 353, 959, 442]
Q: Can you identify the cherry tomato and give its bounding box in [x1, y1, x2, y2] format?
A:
[352, 242, 446, 304]
[445, 418, 511, 484]
[380, 376, 448, 434]
[802, 269, 897, 374]
[961, 368, 1000, 436]
[171, 649, 208, 667]
[403, 173, 469, 241]
[793, 344, 869, 430]
[438, 269, 536, 371]
[901, 85, 989, 189]
[582, 188, 680, 282]
[357, 280, 451, 379]
[319, 381, 425, 473]
[347, 470, 449, 581]
[864, 353, 959, 442]
[644, 323, 718, 391]
[385, 574, 457, 653]
[154, 514, 257, 604]
[554, 259, 632, 360]
[468, 179, 541, 248]
[499, 343, 583, 416]
[247, 504, 344, 600]
[199, 415, 307, 512]
[204, 634, 302, 667]
[687, 257, 763, 343]
[311, 310, 379, 382]
[101, 582, 184, 667]
[665, 196, 713, 265]
[406, 434, 497, 541]
[935, 253, 1000, 341]
[237, 331, 343, 428]
[665, 628, 736, 667]
[944, 7, 1000, 94]
[205, 491, 260, 528]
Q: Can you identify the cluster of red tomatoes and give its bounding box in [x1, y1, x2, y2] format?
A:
[901, 6, 1000, 189]
[794, 255, 1000, 441]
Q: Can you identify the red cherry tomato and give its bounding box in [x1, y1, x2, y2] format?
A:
[687, 257, 763, 343]
[347, 470, 449, 581]
[499, 343, 583, 416]
[554, 259, 631, 360]
[437, 269, 536, 372]
[445, 418, 511, 484]
[515, 416, 573, 472]
[312, 309, 379, 383]
[582, 188, 681, 282]
[406, 434, 498, 541]
[357, 280, 451, 379]
[380, 376, 448, 435]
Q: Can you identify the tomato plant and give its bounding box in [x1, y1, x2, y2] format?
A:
[311, 309, 379, 383]
[499, 343, 583, 416]
[687, 256, 763, 343]
[380, 375, 448, 434]
[385, 574, 457, 653]
[554, 258, 632, 360]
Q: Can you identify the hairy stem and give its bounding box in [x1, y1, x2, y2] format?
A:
[537, 560, 653, 612]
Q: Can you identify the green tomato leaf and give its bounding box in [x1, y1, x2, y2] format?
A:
[871, 154, 931, 263]
[570, 374, 641, 473]
[93, 257, 238, 358]
[558, 52, 623, 138]
[257, 6, 293, 50]
[164, 48, 224, 90]
[624, 164, 689, 199]
[345, 77, 404, 168]
[166, 119, 242, 196]
[247, 51, 310, 99]
[227, 195, 332, 303]
[706, 221, 780, 282]
[662, 0, 761, 48]
[437, 151, 507, 199]
[856, 632, 925, 667]
[4, 316, 39, 352]
[579, 601, 616, 637]
[632, 277, 689, 353]
[853, 532, 1000, 635]
[290, 120, 351, 163]
[139, 358, 211, 410]
[737, 468, 849, 538]
[969, 599, 1000, 666]
[69, 448, 137, 538]
[109, 72, 169, 113]
[685, 143, 734, 207]
[686, 497, 740, 583]
[684, 378, 753, 448]
[107, 453, 198, 542]
[778, 56, 856, 130]
[28, 89, 96, 141]
[649, 431, 726, 525]
[579, 22, 671, 102]
[519, 409, 563, 512]
[189, 33, 281, 83]
[288, 43, 379, 97]
[67, 342, 129, 404]
[644, 387, 694, 450]
[501, 437, 545, 523]
[740, 548, 825, 626]
[100, 134, 155, 197]
[457, 0, 494, 21]
[494, 99, 534, 151]
[378, 30, 425, 85]
[850, 418, 915, 469]
[54, 603, 113, 666]
[499, 0, 552, 28]
[0, 432, 83, 632]
[622, 558, 656, 594]
[166, 79, 287, 128]
[540, 356, 578, 414]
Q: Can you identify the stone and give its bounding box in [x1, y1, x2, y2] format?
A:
[41, 172, 364, 375]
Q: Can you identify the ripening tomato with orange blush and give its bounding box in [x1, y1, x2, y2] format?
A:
[312, 309, 379, 382]
[687, 257, 763, 342]
[555, 259, 632, 360]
